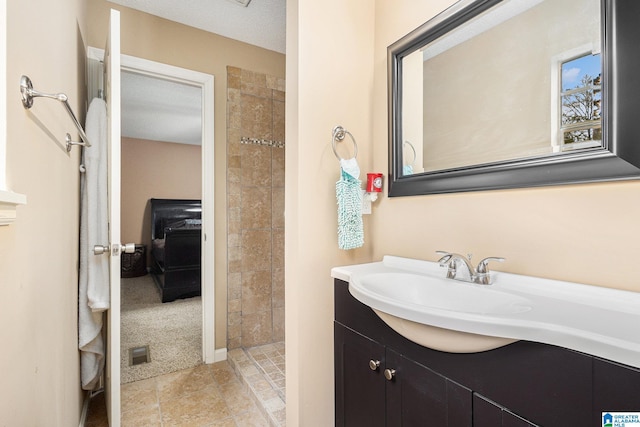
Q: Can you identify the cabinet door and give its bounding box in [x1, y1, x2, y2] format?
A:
[474, 394, 538, 427]
[593, 358, 640, 426]
[386, 348, 472, 427]
[335, 323, 386, 427]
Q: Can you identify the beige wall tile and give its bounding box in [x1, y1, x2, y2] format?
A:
[273, 100, 285, 142]
[241, 310, 274, 347]
[272, 148, 285, 188]
[227, 167, 242, 184]
[228, 101, 242, 129]
[228, 219, 242, 235]
[227, 193, 241, 210]
[241, 187, 273, 229]
[228, 180, 242, 197]
[227, 67, 242, 90]
[227, 233, 241, 248]
[228, 271, 242, 286]
[228, 155, 242, 168]
[272, 229, 284, 269]
[242, 83, 273, 99]
[241, 144, 273, 187]
[227, 67, 285, 349]
[228, 298, 242, 314]
[242, 270, 273, 314]
[273, 307, 285, 342]
[228, 130, 243, 153]
[228, 245, 242, 263]
[241, 69, 258, 86]
[273, 89, 285, 102]
[272, 187, 285, 228]
[241, 230, 272, 272]
[272, 268, 284, 309]
[228, 284, 242, 301]
[228, 337, 242, 350]
[241, 94, 273, 140]
[228, 323, 242, 341]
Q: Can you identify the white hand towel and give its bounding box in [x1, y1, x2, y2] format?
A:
[340, 158, 360, 180]
[78, 97, 109, 390]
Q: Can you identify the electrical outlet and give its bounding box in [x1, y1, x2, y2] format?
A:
[362, 190, 372, 215]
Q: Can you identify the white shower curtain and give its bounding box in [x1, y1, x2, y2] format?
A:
[78, 97, 109, 390]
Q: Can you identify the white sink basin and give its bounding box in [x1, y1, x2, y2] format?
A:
[359, 272, 532, 315]
[355, 272, 530, 352]
[332, 256, 640, 367]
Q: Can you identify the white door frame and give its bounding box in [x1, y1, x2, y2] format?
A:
[87, 47, 217, 364]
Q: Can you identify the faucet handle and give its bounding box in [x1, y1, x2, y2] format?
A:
[436, 251, 452, 266]
[476, 257, 505, 274]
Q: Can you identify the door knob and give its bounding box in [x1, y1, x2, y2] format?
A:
[93, 245, 110, 255]
[121, 243, 136, 253]
[384, 368, 396, 381]
[369, 360, 381, 371]
[93, 243, 136, 256]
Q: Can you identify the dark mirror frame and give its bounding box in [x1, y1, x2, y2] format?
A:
[388, 0, 640, 197]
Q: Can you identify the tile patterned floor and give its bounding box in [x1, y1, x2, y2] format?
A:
[86, 361, 269, 427]
[227, 342, 286, 427]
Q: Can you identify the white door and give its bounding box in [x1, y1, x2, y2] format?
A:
[104, 8, 122, 426]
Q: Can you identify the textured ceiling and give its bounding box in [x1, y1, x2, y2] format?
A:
[121, 71, 202, 146]
[110, 0, 286, 53]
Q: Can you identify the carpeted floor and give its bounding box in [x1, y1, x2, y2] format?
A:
[120, 275, 202, 384]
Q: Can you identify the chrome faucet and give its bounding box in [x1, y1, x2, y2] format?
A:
[436, 251, 505, 285]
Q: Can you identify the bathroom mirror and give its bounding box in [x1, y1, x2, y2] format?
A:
[388, 0, 640, 196]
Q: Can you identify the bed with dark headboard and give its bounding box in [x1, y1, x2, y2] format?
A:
[150, 198, 202, 303]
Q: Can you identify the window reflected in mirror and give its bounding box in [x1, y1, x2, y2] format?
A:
[559, 53, 602, 151]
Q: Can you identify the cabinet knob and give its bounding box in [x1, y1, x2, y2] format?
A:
[384, 368, 396, 381]
[369, 360, 381, 371]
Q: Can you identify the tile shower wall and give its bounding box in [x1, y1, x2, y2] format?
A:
[227, 66, 285, 349]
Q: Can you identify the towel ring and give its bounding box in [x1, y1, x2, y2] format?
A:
[404, 140, 416, 165]
[332, 125, 358, 161]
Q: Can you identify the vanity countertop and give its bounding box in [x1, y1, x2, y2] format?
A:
[332, 256, 640, 369]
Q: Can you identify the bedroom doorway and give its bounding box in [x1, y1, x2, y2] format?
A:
[119, 59, 215, 383]
[89, 48, 216, 385]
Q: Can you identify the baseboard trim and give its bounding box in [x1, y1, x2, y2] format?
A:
[213, 347, 227, 362]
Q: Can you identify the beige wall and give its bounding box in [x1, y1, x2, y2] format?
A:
[86, 0, 285, 350]
[121, 137, 202, 254]
[285, 0, 375, 424]
[1, 0, 87, 425]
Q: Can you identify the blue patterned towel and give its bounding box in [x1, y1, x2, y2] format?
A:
[336, 159, 364, 250]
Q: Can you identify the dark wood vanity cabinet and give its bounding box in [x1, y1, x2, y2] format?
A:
[335, 324, 386, 427]
[473, 394, 537, 427]
[334, 279, 640, 427]
[593, 358, 640, 419]
[385, 347, 472, 426]
[335, 323, 472, 427]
